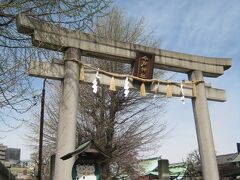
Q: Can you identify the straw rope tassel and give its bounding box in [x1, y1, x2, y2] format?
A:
[166, 84, 173, 97]
[192, 84, 197, 97]
[140, 82, 146, 97]
[153, 82, 160, 99]
[109, 76, 116, 91]
[79, 66, 85, 81]
[153, 82, 159, 94]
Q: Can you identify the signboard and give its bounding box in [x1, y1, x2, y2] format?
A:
[133, 52, 155, 80]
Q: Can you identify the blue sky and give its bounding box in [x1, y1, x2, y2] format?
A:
[1, 0, 240, 163]
[115, 0, 240, 163]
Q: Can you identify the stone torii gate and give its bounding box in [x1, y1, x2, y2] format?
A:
[16, 14, 231, 180]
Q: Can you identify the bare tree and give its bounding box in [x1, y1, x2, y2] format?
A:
[0, 0, 111, 131]
[184, 150, 203, 179]
[28, 7, 167, 179]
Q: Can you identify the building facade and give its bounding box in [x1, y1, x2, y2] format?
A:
[0, 144, 20, 165]
[5, 148, 21, 164]
[0, 144, 7, 162]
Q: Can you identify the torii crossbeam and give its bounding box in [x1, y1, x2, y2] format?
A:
[17, 14, 231, 180]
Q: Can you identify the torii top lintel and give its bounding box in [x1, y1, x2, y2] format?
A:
[17, 14, 231, 78]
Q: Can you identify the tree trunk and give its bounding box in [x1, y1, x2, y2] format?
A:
[100, 161, 111, 180]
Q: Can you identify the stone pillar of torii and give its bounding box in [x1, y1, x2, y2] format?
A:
[16, 14, 231, 180]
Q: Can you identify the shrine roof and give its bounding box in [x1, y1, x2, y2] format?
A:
[60, 140, 110, 161]
[139, 157, 187, 178]
[232, 153, 240, 162]
[216, 153, 238, 165]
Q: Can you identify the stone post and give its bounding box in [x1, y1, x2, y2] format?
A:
[50, 154, 55, 180]
[158, 159, 170, 180]
[189, 70, 219, 180]
[54, 48, 81, 180]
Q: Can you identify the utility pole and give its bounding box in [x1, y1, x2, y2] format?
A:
[38, 79, 46, 180]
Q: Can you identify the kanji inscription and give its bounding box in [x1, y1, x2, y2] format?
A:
[133, 52, 155, 79]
